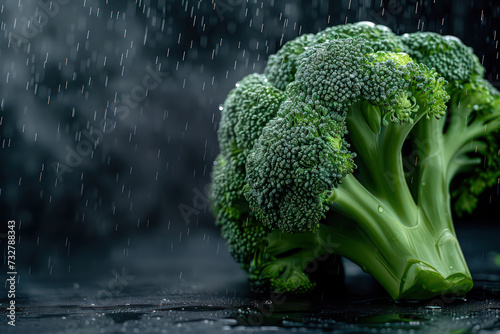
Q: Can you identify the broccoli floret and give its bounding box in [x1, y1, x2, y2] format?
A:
[294, 39, 369, 109]
[245, 99, 354, 233]
[211, 74, 284, 265]
[248, 232, 318, 294]
[218, 74, 279, 161]
[316, 21, 406, 52]
[211, 23, 500, 300]
[211, 155, 258, 264]
[264, 33, 316, 91]
[401, 32, 484, 83]
[234, 81, 285, 157]
[265, 22, 405, 92]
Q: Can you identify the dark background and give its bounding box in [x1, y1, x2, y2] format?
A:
[0, 0, 498, 282]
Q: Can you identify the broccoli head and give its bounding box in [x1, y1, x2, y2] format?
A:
[211, 22, 500, 300]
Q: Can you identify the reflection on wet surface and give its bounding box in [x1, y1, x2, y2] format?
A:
[2, 291, 500, 333]
[1, 225, 499, 333]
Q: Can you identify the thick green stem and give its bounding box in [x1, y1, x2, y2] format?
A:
[444, 112, 489, 169]
[411, 116, 457, 234]
[328, 100, 473, 300]
[446, 142, 485, 182]
[323, 175, 472, 300]
[414, 95, 496, 230]
[347, 102, 418, 226]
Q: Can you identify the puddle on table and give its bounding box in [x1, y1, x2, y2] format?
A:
[230, 301, 426, 331]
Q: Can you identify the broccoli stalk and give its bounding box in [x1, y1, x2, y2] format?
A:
[318, 97, 473, 300]
[322, 69, 499, 300]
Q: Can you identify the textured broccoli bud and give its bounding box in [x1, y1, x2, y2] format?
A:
[362, 51, 448, 124]
[401, 32, 484, 83]
[264, 33, 317, 91]
[316, 21, 406, 52]
[234, 81, 285, 157]
[245, 99, 354, 233]
[211, 74, 285, 265]
[218, 74, 280, 161]
[265, 22, 405, 92]
[294, 39, 369, 109]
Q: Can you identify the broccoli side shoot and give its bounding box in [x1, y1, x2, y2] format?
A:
[401, 32, 500, 216]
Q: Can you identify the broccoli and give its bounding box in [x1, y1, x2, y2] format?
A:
[210, 22, 500, 300]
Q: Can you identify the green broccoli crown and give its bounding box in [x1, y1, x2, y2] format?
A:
[211, 22, 500, 299]
[246, 38, 368, 233]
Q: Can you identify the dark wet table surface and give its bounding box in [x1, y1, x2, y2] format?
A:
[1, 224, 500, 334]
